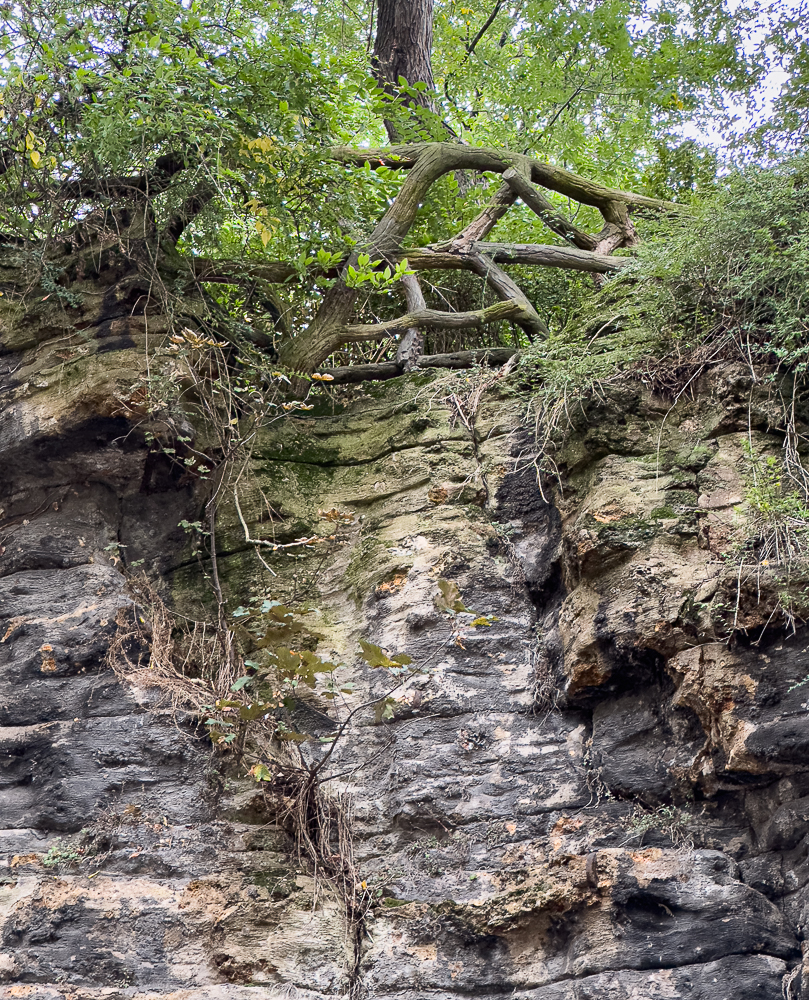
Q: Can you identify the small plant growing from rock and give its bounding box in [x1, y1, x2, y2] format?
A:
[723, 442, 809, 632]
[742, 446, 809, 563]
[42, 841, 82, 869]
[623, 804, 691, 847]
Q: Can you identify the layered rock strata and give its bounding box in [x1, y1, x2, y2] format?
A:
[1, 285, 808, 999]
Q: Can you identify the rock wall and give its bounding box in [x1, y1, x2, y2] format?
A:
[2, 285, 809, 999]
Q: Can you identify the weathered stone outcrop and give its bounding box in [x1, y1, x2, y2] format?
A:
[2, 279, 809, 998]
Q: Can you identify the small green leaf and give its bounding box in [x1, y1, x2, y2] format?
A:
[470, 615, 499, 627]
[374, 695, 397, 723]
[276, 727, 307, 743]
[358, 639, 412, 669]
[250, 763, 273, 782]
[239, 701, 271, 721]
[435, 579, 470, 614]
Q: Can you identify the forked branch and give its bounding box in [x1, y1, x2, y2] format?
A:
[500, 167, 597, 250]
[208, 140, 676, 372]
[330, 143, 679, 214]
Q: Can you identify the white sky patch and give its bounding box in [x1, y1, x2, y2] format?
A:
[679, 0, 805, 149]
[629, 0, 805, 153]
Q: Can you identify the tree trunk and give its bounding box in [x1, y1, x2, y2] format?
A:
[372, 0, 437, 141]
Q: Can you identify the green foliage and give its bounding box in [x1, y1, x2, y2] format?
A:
[357, 639, 412, 670]
[702, 443, 809, 634]
[513, 272, 663, 426]
[42, 841, 82, 868]
[737, 443, 809, 570]
[344, 256, 414, 291]
[430, 0, 761, 186]
[0, 0, 359, 240]
[624, 804, 690, 846]
[745, 452, 809, 524]
[432, 579, 499, 651]
[434, 579, 470, 614]
[3, 0, 795, 366]
[628, 154, 809, 373]
[755, 3, 809, 153]
[641, 138, 719, 202]
[205, 588, 425, 749]
[205, 596, 340, 743]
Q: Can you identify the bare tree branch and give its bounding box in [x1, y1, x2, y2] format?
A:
[396, 272, 428, 367]
[465, 252, 549, 339]
[467, 0, 506, 55]
[341, 298, 524, 341]
[501, 167, 598, 250]
[450, 181, 516, 246]
[184, 235, 626, 297]
[330, 143, 679, 213]
[322, 348, 518, 384]
[162, 179, 215, 246]
[282, 140, 658, 370]
[190, 258, 299, 284]
[281, 143, 465, 369]
[405, 242, 629, 273]
[151, 140, 665, 372]
[58, 151, 191, 200]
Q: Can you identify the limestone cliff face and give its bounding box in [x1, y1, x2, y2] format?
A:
[2, 280, 809, 999]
